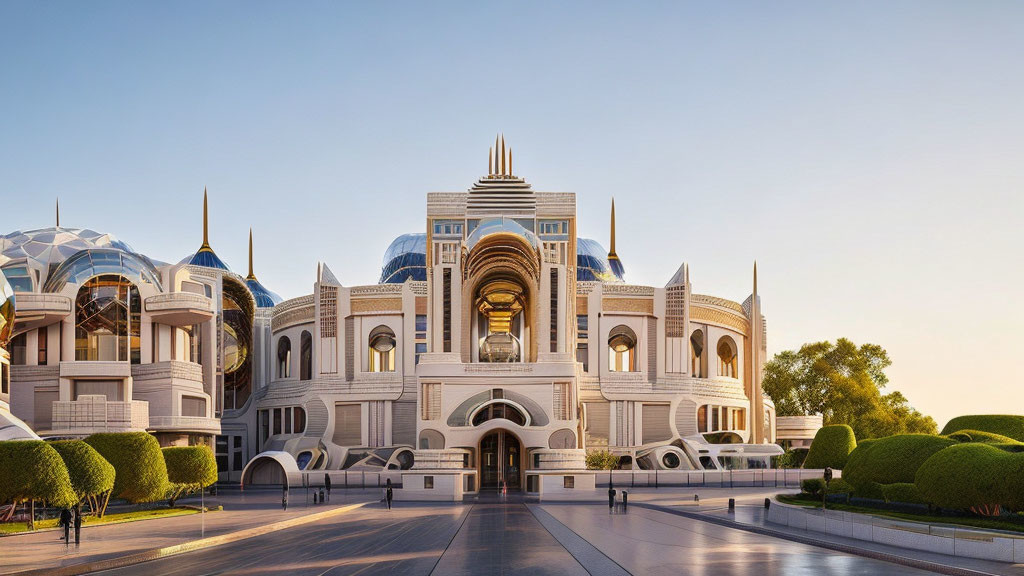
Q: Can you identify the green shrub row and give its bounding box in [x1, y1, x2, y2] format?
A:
[800, 477, 854, 497]
[842, 434, 956, 493]
[0, 441, 78, 511]
[941, 415, 1024, 443]
[944, 429, 1021, 445]
[915, 443, 1024, 515]
[803, 425, 856, 469]
[881, 482, 927, 505]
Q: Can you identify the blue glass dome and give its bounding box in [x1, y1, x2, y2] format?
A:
[184, 248, 231, 271]
[246, 277, 282, 308]
[380, 233, 427, 284]
[577, 238, 625, 282]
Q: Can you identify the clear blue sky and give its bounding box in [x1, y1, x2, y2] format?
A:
[3, 1, 1023, 428]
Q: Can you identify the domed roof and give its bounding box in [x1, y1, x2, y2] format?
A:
[577, 238, 625, 282]
[184, 248, 231, 271]
[465, 217, 541, 253]
[380, 233, 427, 284]
[246, 277, 282, 308]
[43, 248, 163, 293]
[0, 226, 139, 289]
[0, 269, 14, 347]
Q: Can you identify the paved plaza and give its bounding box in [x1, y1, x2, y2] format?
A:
[4, 487, 1024, 576]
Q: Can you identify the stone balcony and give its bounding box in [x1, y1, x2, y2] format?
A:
[50, 395, 149, 435]
[144, 292, 215, 327]
[12, 293, 71, 331]
[148, 415, 221, 435]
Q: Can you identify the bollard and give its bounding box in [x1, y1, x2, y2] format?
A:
[764, 498, 771, 509]
[320, 488, 325, 504]
[728, 498, 735, 512]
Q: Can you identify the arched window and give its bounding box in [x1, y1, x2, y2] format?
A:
[690, 329, 705, 378]
[717, 336, 737, 378]
[607, 325, 636, 372]
[75, 275, 141, 363]
[277, 337, 291, 379]
[300, 331, 312, 381]
[368, 326, 395, 372]
[470, 400, 529, 426]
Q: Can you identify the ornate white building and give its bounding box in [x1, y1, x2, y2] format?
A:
[1, 139, 780, 493]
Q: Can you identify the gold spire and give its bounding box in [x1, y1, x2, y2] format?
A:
[247, 228, 256, 280]
[608, 197, 618, 260]
[199, 187, 212, 252]
[500, 134, 506, 176]
[56, 198, 60, 228]
[508, 148, 513, 177]
[489, 146, 493, 176]
[494, 134, 500, 176]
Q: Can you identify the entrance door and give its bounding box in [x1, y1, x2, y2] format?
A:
[480, 430, 521, 490]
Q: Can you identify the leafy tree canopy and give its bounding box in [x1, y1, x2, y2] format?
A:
[763, 338, 936, 439]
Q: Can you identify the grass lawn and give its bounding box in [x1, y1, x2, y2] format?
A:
[0, 506, 208, 535]
[777, 493, 1024, 534]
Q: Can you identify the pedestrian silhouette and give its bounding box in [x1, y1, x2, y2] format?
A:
[73, 507, 82, 546]
[325, 473, 331, 502]
[58, 508, 72, 544]
[608, 486, 616, 514]
[385, 479, 393, 510]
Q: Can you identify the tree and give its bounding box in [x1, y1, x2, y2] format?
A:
[762, 338, 936, 439]
[802, 425, 856, 469]
[85, 432, 168, 504]
[51, 440, 116, 517]
[585, 449, 620, 485]
[0, 441, 77, 528]
[163, 446, 218, 507]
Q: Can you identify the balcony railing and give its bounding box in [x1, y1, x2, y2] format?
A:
[50, 396, 149, 434]
[148, 415, 221, 434]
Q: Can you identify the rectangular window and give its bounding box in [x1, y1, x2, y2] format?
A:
[232, 450, 243, 471]
[260, 409, 270, 446]
[576, 343, 588, 372]
[441, 243, 458, 264]
[550, 269, 558, 353]
[421, 383, 440, 420]
[415, 342, 427, 365]
[215, 435, 229, 472]
[284, 407, 293, 434]
[563, 476, 575, 489]
[332, 403, 362, 446]
[424, 476, 434, 489]
[273, 409, 282, 435]
[442, 269, 452, 353]
[553, 382, 571, 420]
[36, 332, 47, 365]
[181, 396, 206, 417]
[415, 314, 427, 334]
[711, 407, 720, 432]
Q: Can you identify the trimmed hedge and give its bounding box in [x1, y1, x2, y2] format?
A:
[843, 434, 956, 495]
[86, 432, 168, 503]
[0, 440, 77, 509]
[881, 482, 928, 505]
[941, 415, 1024, 443]
[915, 443, 1024, 515]
[801, 477, 854, 497]
[944, 429, 1021, 445]
[163, 446, 218, 506]
[803, 425, 857, 469]
[51, 440, 115, 500]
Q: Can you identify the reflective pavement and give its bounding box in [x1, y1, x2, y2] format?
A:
[92, 499, 946, 575]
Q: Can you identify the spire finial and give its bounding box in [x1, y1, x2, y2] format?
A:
[201, 187, 211, 250]
[753, 260, 758, 296]
[247, 228, 255, 280]
[508, 148, 513, 177]
[685, 262, 689, 285]
[494, 134, 500, 176]
[56, 198, 60, 228]
[488, 146, 493, 176]
[500, 134, 506, 176]
[608, 197, 618, 260]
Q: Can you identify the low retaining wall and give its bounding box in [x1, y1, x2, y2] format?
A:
[767, 500, 1024, 563]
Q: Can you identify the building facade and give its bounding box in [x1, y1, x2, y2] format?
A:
[2, 139, 779, 490]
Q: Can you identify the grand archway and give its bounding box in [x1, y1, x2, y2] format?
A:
[479, 429, 522, 491]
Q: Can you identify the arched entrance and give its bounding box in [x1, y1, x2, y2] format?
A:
[479, 429, 522, 491]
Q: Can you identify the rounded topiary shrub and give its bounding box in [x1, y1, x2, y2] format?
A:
[944, 429, 1021, 445]
[881, 482, 928, 505]
[803, 425, 857, 469]
[85, 432, 167, 503]
[0, 440, 77, 510]
[941, 415, 1024, 443]
[163, 446, 218, 506]
[915, 443, 1024, 515]
[51, 440, 115, 500]
[843, 434, 956, 495]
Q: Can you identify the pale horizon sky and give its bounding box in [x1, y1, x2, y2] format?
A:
[2, 2, 1022, 429]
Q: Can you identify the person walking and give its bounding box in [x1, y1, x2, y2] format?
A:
[385, 479, 393, 510]
[58, 507, 72, 545]
[608, 485, 616, 514]
[73, 506, 82, 546]
[324, 473, 331, 502]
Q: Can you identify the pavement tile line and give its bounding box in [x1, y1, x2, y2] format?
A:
[6, 502, 370, 576]
[629, 503, 1003, 576]
[526, 504, 631, 576]
[428, 503, 475, 576]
